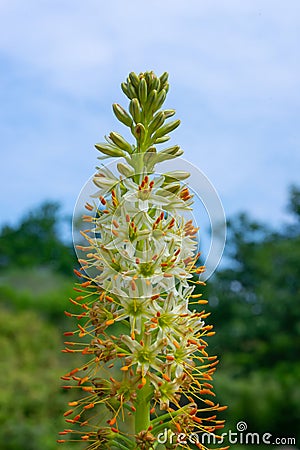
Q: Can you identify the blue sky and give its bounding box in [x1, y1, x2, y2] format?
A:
[1, 0, 299, 237]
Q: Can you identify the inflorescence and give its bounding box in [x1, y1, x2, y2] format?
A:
[58, 71, 227, 450]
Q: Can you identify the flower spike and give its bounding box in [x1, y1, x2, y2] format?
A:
[59, 71, 227, 450]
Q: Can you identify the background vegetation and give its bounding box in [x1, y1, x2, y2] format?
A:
[0, 188, 299, 449]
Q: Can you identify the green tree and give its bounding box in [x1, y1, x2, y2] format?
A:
[288, 184, 300, 222]
[209, 207, 300, 368]
[0, 201, 75, 275]
[207, 185, 300, 443]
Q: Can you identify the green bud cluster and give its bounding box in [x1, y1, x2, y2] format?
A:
[95, 71, 184, 175]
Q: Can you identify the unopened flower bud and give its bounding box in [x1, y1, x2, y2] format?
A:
[133, 123, 146, 142]
[148, 111, 165, 135]
[163, 170, 190, 181]
[152, 119, 181, 140]
[109, 132, 133, 153]
[129, 71, 140, 88]
[112, 103, 133, 127]
[117, 162, 134, 178]
[95, 143, 126, 157]
[138, 77, 148, 105]
[129, 98, 142, 123]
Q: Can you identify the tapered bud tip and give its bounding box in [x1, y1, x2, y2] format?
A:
[134, 123, 146, 141]
[164, 109, 176, 118]
[164, 170, 190, 180]
[160, 71, 169, 85]
[112, 103, 133, 127]
[117, 162, 134, 178]
[95, 143, 125, 157]
[108, 132, 132, 153]
[129, 71, 139, 87]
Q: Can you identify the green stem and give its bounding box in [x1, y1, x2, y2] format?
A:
[133, 152, 144, 184]
[135, 377, 152, 433]
[111, 439, 133, 450]
[150, 404, 191, 427]
[116, 433, 136, 447]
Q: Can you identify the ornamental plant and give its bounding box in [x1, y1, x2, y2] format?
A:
[58, 71, 227, 449]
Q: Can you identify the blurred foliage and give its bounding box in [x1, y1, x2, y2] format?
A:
[0, 201, 76, 275]
[0, 189, 299, 448]
[205, 184, 300, 446]
[0, 267, 75, 322]
[0, 307, 75, 450]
